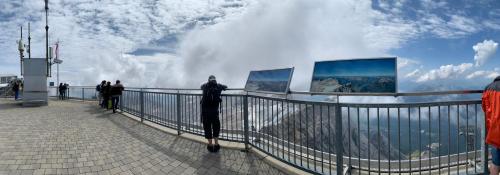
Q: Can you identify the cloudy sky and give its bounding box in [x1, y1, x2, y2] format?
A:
[0, 0, 499, 91]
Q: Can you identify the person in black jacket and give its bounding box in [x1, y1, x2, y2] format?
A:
[12, 82, 19, 100]
[110, 80, 124, 113]
[63, 83, 69, 100]
[97, 80, 106, 107]
[102, 81, 112, 109]
[58, 83, 64, 100]
[200, 75, 227, 152]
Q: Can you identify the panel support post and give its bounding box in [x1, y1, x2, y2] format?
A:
[482, 120, 489, 174]
[243, 95, 250, 151]
[140, 89, 144, 123]
[335, 97, 344, 175]
[176, 91, 182, 135]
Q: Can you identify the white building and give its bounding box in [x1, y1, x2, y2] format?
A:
[0, 74, 17, 84]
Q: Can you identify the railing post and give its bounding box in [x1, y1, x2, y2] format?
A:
[82, 88, 84, 101]
[119, 93, 123, 111]
[335, 97, 344, 175]
[243, 94, 250, 150]
[176, 91, 182, 135]
[482, 119, 489, 174]
[140, 89, 144, 122]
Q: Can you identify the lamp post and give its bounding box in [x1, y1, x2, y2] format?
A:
[45, 0, 50, 77]
[52, 42, 62, 86]
[51, 41, 62, 97]
[18, 26, 24, 75]
[28, 22, 31, 59]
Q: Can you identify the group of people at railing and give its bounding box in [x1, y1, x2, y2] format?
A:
[58, 83, 69, 100]
[96, 75, 227, 153]
[96, 80, 124, 113]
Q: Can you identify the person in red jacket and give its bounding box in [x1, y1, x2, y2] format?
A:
[483, 76, 500, 174]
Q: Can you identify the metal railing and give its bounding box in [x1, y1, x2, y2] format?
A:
[0, 87, 10, 97]
[120, 90, 247, 142]
[50, 87, 488, 175]
[49, 86, 98, 101]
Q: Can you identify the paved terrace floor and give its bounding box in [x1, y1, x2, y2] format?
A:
[0, 99, 285, 175]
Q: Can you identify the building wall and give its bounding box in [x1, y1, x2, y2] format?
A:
[0, 76, 17, 84]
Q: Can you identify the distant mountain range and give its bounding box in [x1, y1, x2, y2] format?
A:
[311, 76, 396, 93]
[246, 80, 288, 92]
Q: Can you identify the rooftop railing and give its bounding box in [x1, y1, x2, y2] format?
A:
[49, 86, 489, 175]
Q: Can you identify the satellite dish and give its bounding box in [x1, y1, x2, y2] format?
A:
[53, 59, 63, 64]
[18, 40, 24, 51]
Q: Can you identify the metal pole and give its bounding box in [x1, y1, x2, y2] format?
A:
[140, 89, 144, 122]
[482, 119, 489, 174]
[28, 23, 31, 59]
[45, 0, 50, 77]
[82, 88, 84, 101]
[176, 91, 182, 135]
[335, 95, 344, 175]
[19, 26, 23, 75]
[243, 94, 250, 150]
[119, 93, 123, 111]
[57, 63, 59, 87]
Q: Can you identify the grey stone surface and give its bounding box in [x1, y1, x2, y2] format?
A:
[0, 99, 285, 175]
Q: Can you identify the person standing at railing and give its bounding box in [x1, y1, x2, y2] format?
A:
[483, 76, 500, 175]
[58, 83, 64, 100]
[110, 80, 124, 113]
[12, 81, 19, 100]
[102, 81, 112, 109]
[97, 80, 106, 108]
[201, 75, 227, 153]
[63, 83, 69, 100]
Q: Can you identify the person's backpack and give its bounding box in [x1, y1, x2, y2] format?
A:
[96, 84, 101, 92]
[203, 84, 222, 105]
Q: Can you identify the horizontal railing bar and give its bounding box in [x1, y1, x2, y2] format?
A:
[51, 86, 483, 97]
[290, 90, 483, 96]
[339, 100, 482, 107]
[127, 87, 244, 91]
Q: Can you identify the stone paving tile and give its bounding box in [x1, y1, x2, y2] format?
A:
[0, 99, 285, 175]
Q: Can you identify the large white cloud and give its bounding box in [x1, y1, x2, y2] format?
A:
[416, 63, 473, 82]
[0, 0, 255, 86]
[414, 40, 499, 83]
[466, 70, 500, 80]
[1, 0, 499, 90]
[177, 0, 421, 90]
[473, 40, 498, 66]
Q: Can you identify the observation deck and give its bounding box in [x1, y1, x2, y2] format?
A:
[0, 87, 493, 175]
[0, 99, 284, 175]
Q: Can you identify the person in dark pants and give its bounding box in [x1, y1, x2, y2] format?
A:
[12, 82, 19, 100]
[102, 81, 112, 109]
[200, 75, 227, 152]
[110, 80, 124, 113]
[63, 83, 69, 100]
[58, 83, 64, 100]
[98, 80, 106, 108]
